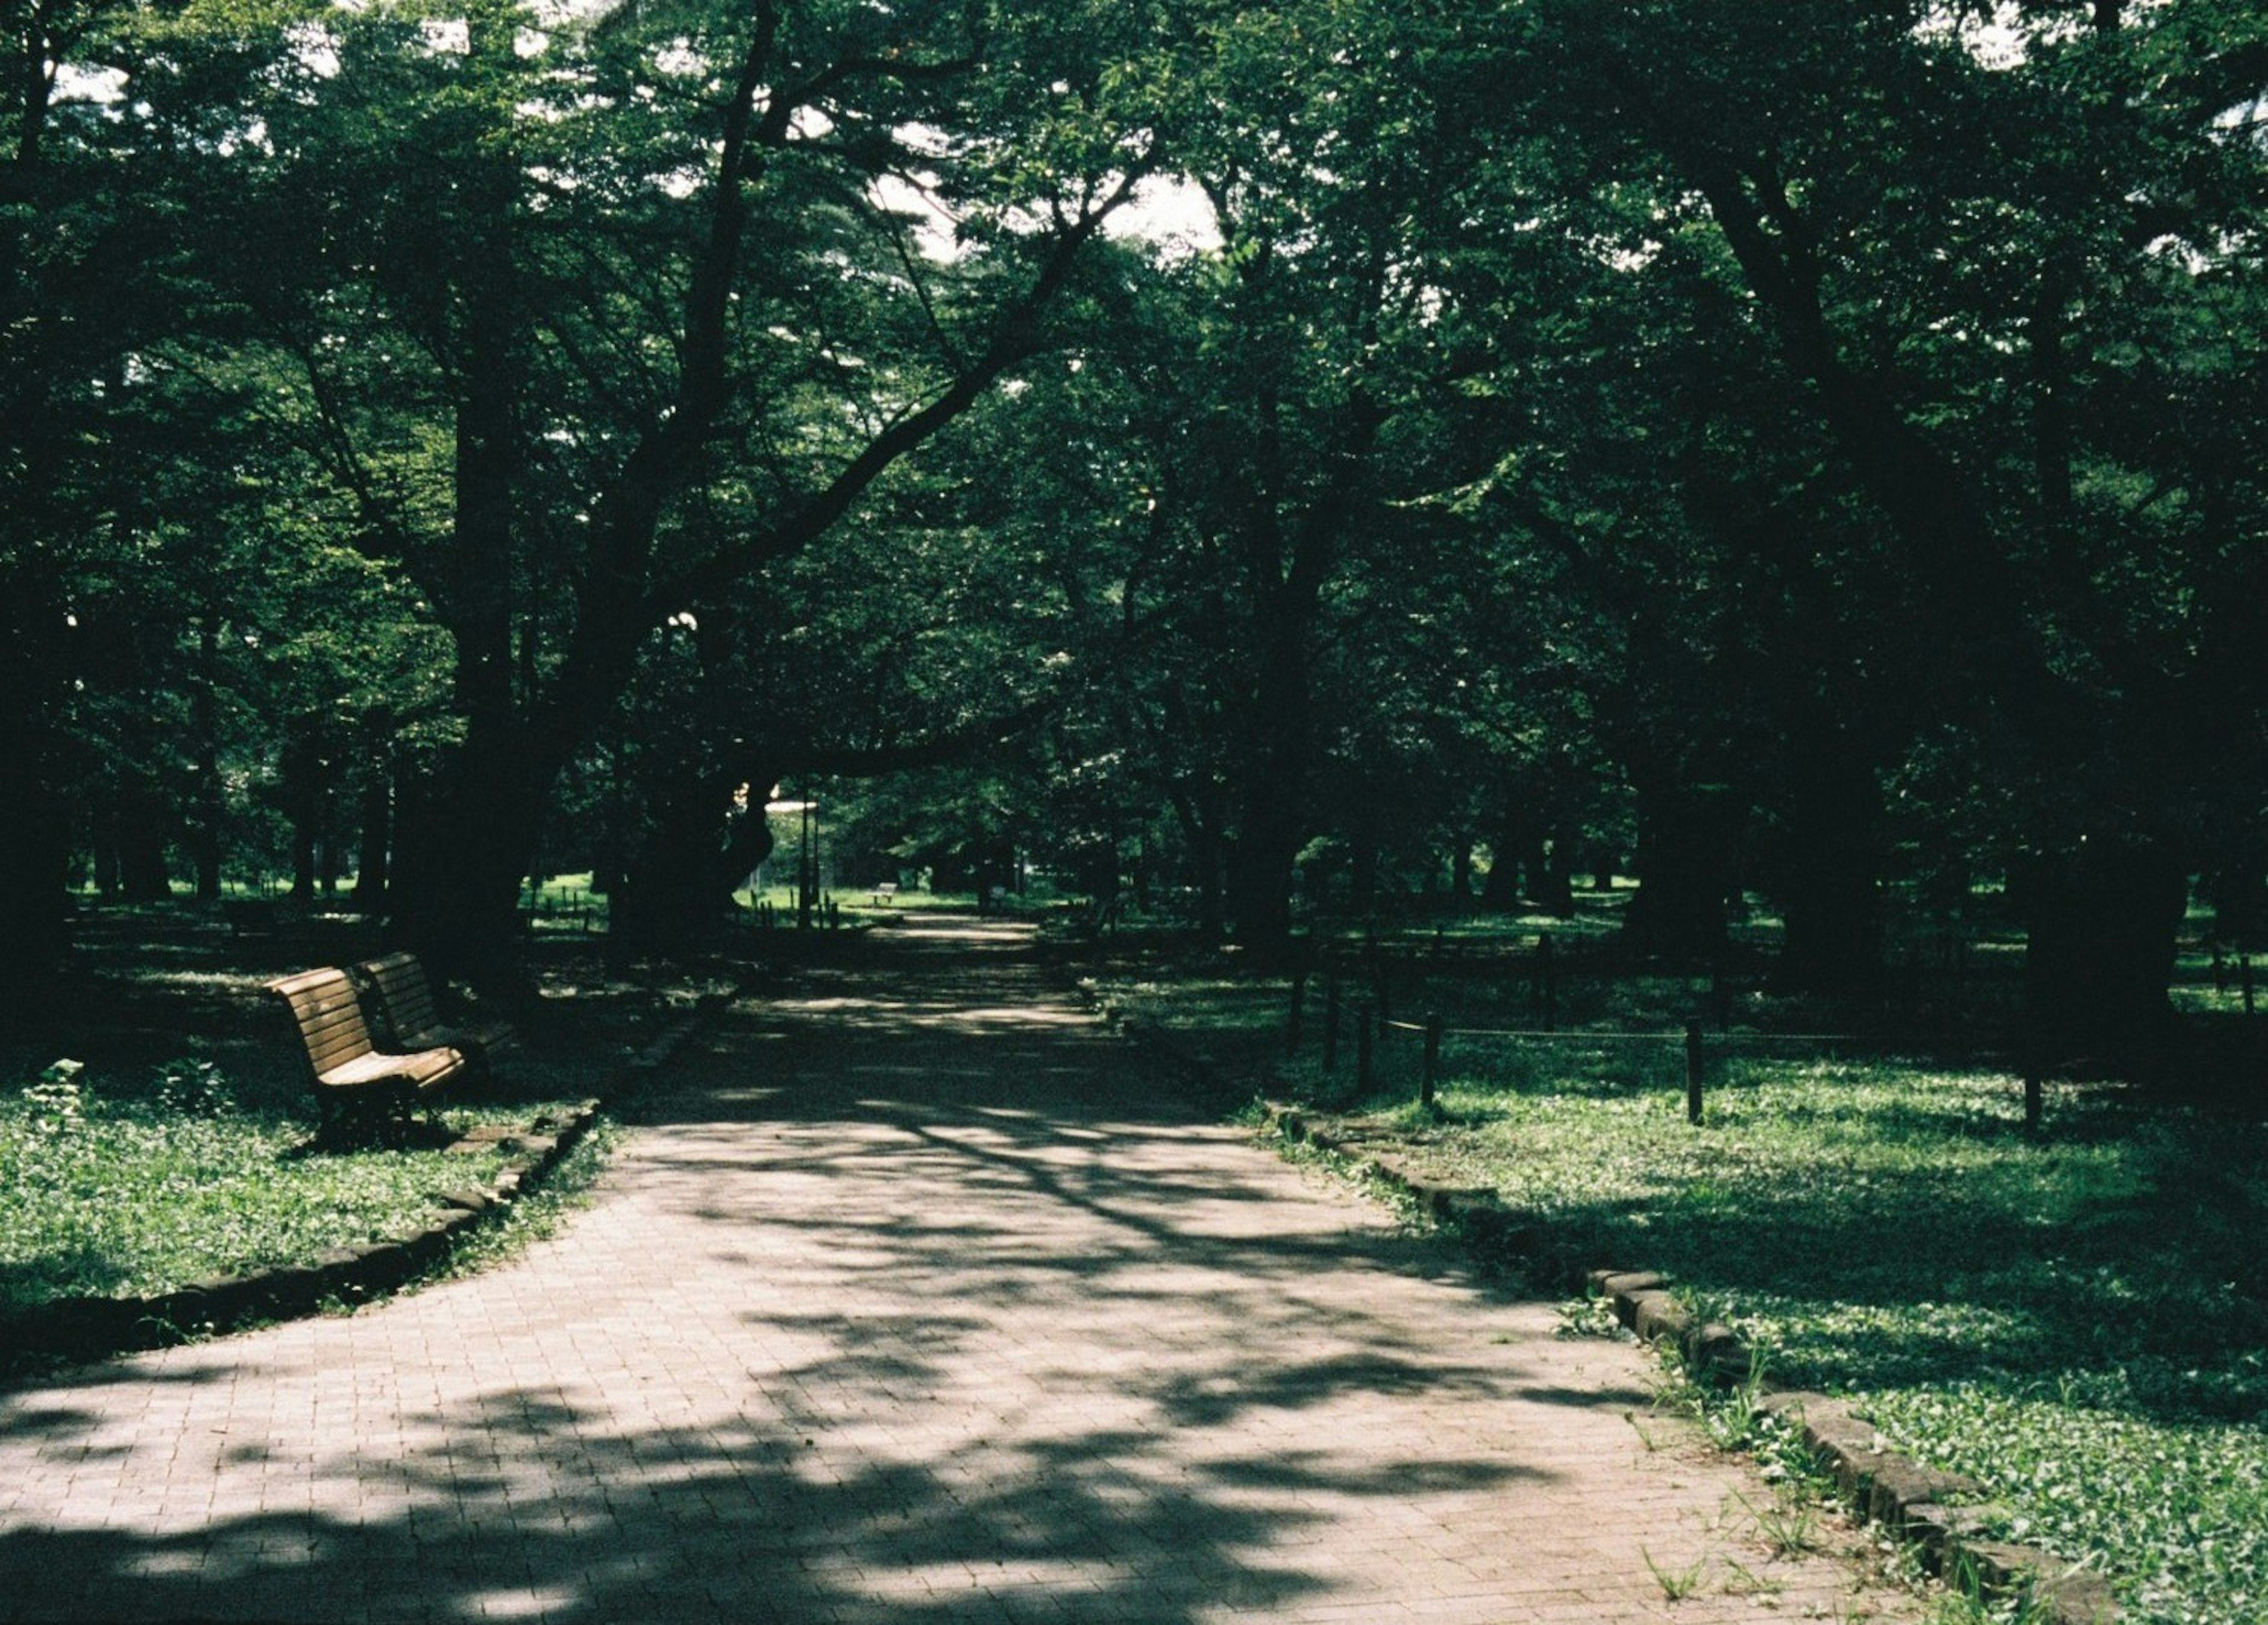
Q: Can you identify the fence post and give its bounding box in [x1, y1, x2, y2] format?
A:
[1324, 978, 1341, 1073]
[1422, 1012, 1443, 1109]
[1684, 1021, 1705, 1126]
[1357, 1003, 1374, 1095]
[1543, 936, 1558, 1031]
[1288, 968, 1308, 1054]
[2244, 952, 2257, 1017]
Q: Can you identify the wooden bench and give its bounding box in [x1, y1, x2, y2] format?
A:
[266, 967, 465, 1134]
[872, 882, 900, 906]
[350, 951, 517, 1070]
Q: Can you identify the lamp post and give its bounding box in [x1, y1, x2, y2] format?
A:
[798, 792, 816, 930]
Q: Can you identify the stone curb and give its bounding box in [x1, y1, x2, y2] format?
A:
[125, 997, 734, 1352]
[1263, 1100, 2120, 1625]
[627, 1009, 711, 1074]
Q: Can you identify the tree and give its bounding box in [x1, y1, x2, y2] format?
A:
[193, 0, 1189, 981]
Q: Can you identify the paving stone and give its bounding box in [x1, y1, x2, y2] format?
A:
[0, 918, 1923, 1624]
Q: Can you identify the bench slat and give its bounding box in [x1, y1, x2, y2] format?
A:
[353, 952, 516, 1063]
[267, 966, 465, 1128]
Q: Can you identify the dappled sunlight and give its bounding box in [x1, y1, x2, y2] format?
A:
[0, 919, 1916, 1623]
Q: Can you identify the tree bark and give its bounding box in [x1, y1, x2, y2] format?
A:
[1480, 802, 1527, 911]
[117, 786, 172, 903]
[1623, 770, 1739, 961]
[2019, 838, 2186, 1063]
[352, 764, 392, 908]
[1533, 829, 1578, 918]
[1772, 722, 1884, 993]
[190, 615, 223, 901]
[0, 697, 69, 1004]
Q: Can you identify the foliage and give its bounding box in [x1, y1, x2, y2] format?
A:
[1098, 953, 2268, 1625]
[151, 1053, 236, 1118]
[1869, 1383, 2268, 1625]
[1419, 1064, 2266, 1625]
[0, 1071, 558, 1310]
[18, 1060, 88, 1135]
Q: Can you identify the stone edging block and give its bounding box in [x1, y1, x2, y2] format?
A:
[628, 1015, 705, 1072]
[1259, 1098, 2120, 1624]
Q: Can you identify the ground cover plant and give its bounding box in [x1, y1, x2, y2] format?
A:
[1, 1055, 577, 1314]
[1093, 947, 2268, 1625]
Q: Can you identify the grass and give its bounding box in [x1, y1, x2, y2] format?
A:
[1, 1060, 584, 1314]
[1096, 956, 2268, 1625]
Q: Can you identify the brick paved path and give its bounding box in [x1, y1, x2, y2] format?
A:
[0, 918, 1918, 1623]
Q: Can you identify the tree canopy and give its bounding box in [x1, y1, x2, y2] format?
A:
[4, 0, 2263, 1053]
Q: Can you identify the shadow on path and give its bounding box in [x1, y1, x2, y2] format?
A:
[0, 917, 1894, 1624]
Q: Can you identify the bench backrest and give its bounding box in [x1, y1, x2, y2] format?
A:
[354, 951, 441, 1048]
[266, 968, 377, 1079]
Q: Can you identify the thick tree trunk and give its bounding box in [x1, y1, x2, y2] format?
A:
[389, 735, 552, 988]
[612, 767, 773, 953]
[117, 787, 172, 903]
[1533, 829, 1578, 918]
[352, 766, 392, 908]
[2205, 861, 2265, 950]
[1480, 803, 1527, 911]
[0, 767, 69, 1010]
[2019, 838, 2186, 1065]
[280, 735, 325, 901]
[1623, 771, 1739, 960]
[1226, 794, 1301, 949]
[1225, 598, 1314, 952]
[1773, 723, 1884, 993]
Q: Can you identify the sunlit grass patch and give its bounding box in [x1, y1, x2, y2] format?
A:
[1102, 960, 2267, 1625]
[1866, 1384, 2268, 1625]
[1, 1082, 565, 1311]
[1404, 1060, 2266, 1624]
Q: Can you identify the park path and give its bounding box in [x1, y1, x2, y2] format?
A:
[0, 917, 1918, 1624]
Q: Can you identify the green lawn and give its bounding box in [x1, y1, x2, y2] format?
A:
[2, 1064, 579, 1314]
[1100, 962, 2268, 1625]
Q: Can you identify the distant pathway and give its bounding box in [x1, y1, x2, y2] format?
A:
[0, 917, 1917, 1623]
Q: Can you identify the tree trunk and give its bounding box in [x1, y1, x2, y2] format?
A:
[2019, 838, 2186, 1066]
[1225, 583, 1314, 951]
[117, 787, 172, 903]
[1773, 723, 1884, 993]
[1166, 789, 1227, 941]
[1623, 771, 1739, 961]
[388, 736, 552, 988]
[190, 616, 223, 901]
[1533, 829, 1578, 918]
[281, 735, 324, 901]
[1480, 803, 1527, 911]
[1226, 798, 1300, 949]
[2205, 859, 2265, 951]
[352, 765, 392, 908]
[612, 767, 766, 953]
[0, 757, 69, 1008]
